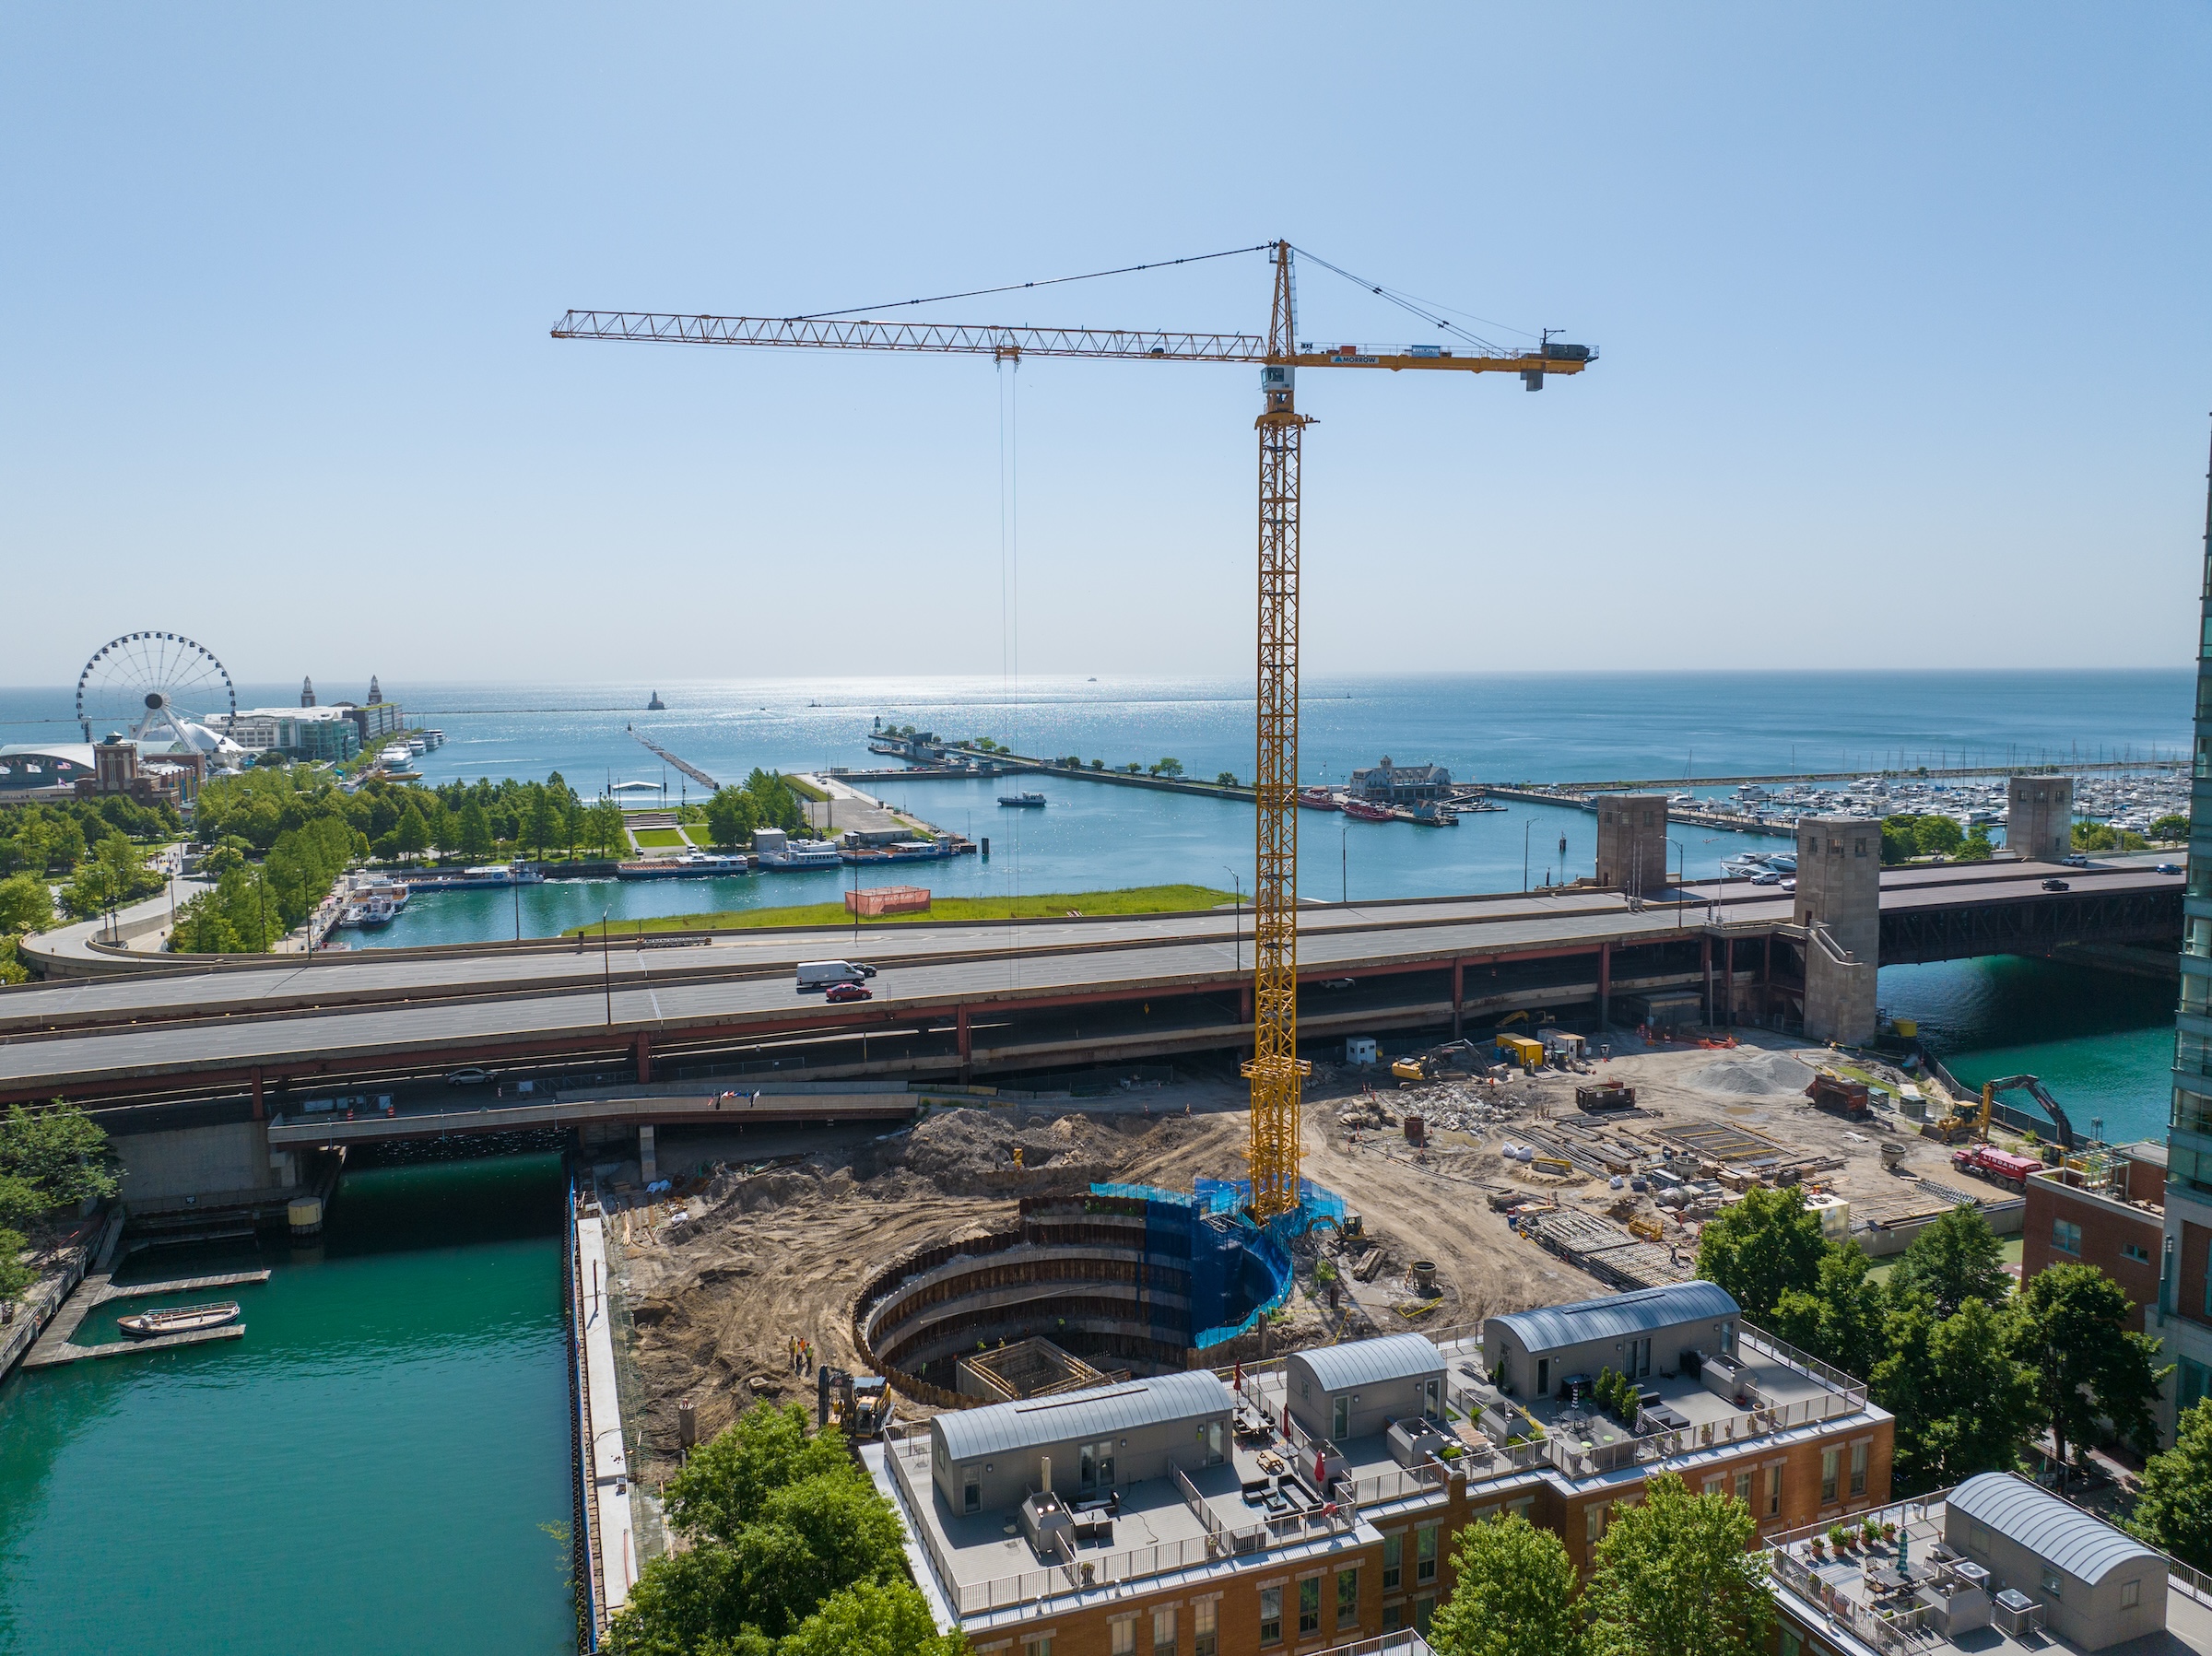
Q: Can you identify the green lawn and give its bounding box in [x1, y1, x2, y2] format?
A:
[561, 883, 1239, 935]
[1866, 1234, 2023, 1287]
[630, 827, 688, 848]
[782, 775, 830, 802]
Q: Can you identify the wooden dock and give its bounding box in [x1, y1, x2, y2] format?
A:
[21, 1266, 268, 1369]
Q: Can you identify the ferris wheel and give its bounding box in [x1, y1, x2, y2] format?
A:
[76, 631, 236, 746]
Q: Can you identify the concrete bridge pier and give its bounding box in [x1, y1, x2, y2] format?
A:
[1795, 816, 1880, 1045]
[639, 1124, 657, 1182]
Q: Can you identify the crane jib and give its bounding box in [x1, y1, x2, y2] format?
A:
[548, 311, 1586, 373]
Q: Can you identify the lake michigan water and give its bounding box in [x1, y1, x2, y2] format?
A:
[0, 668, 2191, 1652]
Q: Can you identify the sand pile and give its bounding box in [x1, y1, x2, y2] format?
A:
[1689, 1050, 1818, 1098]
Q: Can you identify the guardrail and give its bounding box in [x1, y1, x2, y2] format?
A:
[1739, 1321, 1871, 1411]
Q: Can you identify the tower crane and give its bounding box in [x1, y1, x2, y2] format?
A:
[554, 241, 1594, 1220]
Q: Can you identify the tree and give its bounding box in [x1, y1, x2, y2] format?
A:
[586, 797, 629, 859]
[0, 1101, 119, 1219]
[1583, 1473, 1772, 1656]
[0, 872, 54, 935]
[705, 787, 761, 851]
[2011, 1263, 2170, 1468]
[1960, 825, 1995, 861]
[1149, 758, 1184, 777]
[1873, 1297, 2040, 1493]
[393, 803, 431, 863]
[1429, 1510, 1583, 1656]
[0, 1227, 30, 1303]
[1694, 1184, 1826, 1323]
[1215, 772, 1238, 787]
[525, 785, 559, 863]
[609, 1403, 916, 1656]
[778, 1580, 965, 1656]
[458, 801, 497, 861]
[2134, 1398, 2212, 1569]
[666, 1403, 856, 1542]
[1769, 1241, 1887, 1380]
[1886, 1204, 2008, 1318]
[1912, 815, 1964, 856]
[2151, 813, 2191, 841]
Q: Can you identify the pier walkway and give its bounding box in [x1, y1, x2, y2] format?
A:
[22, 1265, 267, 1369]
[577, 1212, 637, 1625]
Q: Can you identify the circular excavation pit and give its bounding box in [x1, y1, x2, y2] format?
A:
[855, 1190, 1290, 1409]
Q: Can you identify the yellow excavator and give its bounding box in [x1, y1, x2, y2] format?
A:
[1924, 1075, 2076, 1151]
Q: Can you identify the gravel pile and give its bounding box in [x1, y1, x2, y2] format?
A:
[1689, 1051, 1817, 1098]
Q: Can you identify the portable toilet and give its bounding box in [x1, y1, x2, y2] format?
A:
[1345, 1038, 1379, 1066]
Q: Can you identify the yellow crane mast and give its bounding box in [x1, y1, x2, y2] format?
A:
[554, 240, 1594, 1220]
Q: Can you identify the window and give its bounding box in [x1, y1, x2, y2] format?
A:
[1112, 1618, 1136, 1656]
[1152, 1605, 1177, 1656]
[1024, 1638, 1053, 1656]
[1703, 1475, 1725, 1497]
[2123, 1579, 2143, 1609]
[1259, 1586, 1282, 1647]
[1735, 1470, 1754, 1506]
[1820, 1449, 1840, 1505]
[2041, 1567, 2065, 1599]
[1586, 1503, 1606, 1544]
[1417, 1524, 1439, 1583]
[1382, 1533, 1402, 1591]
[1333, 1395, 1350, 1439]
[1536, 1357, 1550, 1397]
[2124, 1242, 2153, 1264]
[1849, 1442, 1868, 1498]
[1414, 1597, 1436, 1636]
[2053, 1217, 2082, 1256]
[1508, 1496, 1536, 1521]
[1336, 1568, 1359, 1627]
[1766, 1464, 1783, 1517]
[1193, 1598, 1218, 1656]
[1298, 1578, 1321, 1636]
[964, 1467, 981, 1515]
[1781, 1631, 1803, 1656]
[1382, 1603, 1403, 1634]
[1969, 1521, 1990, 1555]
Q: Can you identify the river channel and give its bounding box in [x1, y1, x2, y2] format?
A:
[0, 1154, 575, 1656]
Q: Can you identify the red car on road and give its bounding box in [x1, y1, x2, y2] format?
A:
[825, 981, 873, 1004]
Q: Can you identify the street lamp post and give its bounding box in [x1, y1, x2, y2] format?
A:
[602, 910, 612, 1027]
[1524, 817, 1533, 894]
[1224, 866, 1241, 972]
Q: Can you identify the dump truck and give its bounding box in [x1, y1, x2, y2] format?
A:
[1806, 1069, 1871, 1119]
[1950, 1144, 2043, 1193]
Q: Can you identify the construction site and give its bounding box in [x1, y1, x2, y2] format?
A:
[590, 1021, 2034, 1479]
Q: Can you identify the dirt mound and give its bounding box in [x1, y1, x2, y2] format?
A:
[889, 1108, 1120, 1195]
[1689, 1050, 1817, 1098]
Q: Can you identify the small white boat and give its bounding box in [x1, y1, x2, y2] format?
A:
[118, 1302, 241, 1338]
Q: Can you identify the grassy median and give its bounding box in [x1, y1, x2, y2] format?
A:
[560, 883, 1238, 935]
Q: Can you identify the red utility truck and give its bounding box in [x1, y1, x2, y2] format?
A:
[1950, 1144, 2042, 1192]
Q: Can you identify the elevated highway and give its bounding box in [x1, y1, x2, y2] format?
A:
[0, 856, 2179, 1116]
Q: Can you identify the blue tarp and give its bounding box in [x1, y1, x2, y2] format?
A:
[1092, 1178, 1347, 1351]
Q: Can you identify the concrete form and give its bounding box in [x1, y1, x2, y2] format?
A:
[2006, 775, 2076, 863]
[1594, 793, 1668, 897]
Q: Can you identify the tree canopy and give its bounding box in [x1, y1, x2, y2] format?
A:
[606, 1403, 957, 1656]
[1886, 1204, 2010, 1318]
[1582, 1473, 1773, 1656]
[1873, 1296, 2039, 1491]
[2010, 1263, 2169, 1466]
[2134, 1398, 2212, 1569]
[1429, 1511, 1583, 1656]
[1695, 1184, 1826, 1322]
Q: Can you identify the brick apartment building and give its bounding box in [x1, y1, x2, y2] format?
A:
[2022, 1142, 2165, 1333]
[869, 1283, 1892, 1654]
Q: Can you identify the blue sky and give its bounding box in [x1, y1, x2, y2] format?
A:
[3, 4, 2207, 685]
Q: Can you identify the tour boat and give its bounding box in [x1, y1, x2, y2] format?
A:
[997, 792, 1048, 808]
[1339, 798, 1394, 822]
[1299, 788, 1341, 810]
[117, 1302, 241, 1339]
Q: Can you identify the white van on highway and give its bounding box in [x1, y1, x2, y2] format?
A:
[796, 960, 877, 992]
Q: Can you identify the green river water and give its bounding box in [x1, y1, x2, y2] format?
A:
[0, 1154, 575, 1656]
